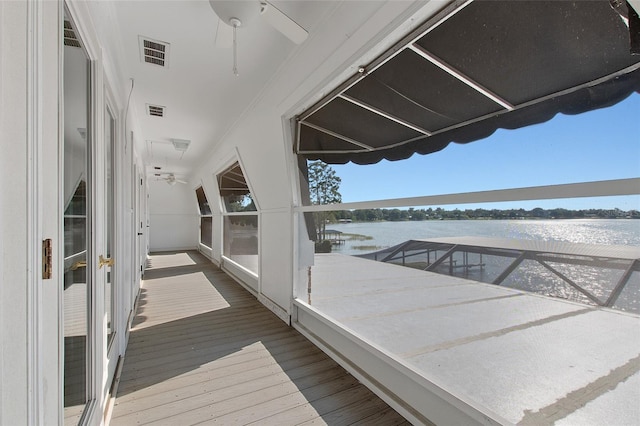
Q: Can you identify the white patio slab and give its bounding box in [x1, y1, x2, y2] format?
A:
[306, 254, 640, 425]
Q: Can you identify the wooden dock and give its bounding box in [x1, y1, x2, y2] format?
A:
[110, 251, 408, 425]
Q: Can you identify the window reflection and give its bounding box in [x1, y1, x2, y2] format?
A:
[195, 186, 213, 249]
[63, 11, 90, 423]
[201, 216, 213, 248]
[217, 162, 259, 275]
[223, 215, 258, 274]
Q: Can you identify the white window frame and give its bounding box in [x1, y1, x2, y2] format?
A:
[216, 156, 260, 291]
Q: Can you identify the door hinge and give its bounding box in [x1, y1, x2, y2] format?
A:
[42, 239, 53, 279]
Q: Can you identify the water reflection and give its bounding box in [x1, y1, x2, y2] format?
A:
[330, 220, 640, 314]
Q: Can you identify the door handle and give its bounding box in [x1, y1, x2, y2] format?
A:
[99, 255, 114, 269]
[71, 260, 87, 270]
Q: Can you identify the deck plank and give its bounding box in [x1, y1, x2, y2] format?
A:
[111, 251, 406, 425]
[114, 360, 344, 418]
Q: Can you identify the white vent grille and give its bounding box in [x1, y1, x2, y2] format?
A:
[64, 20, 81, 48]
[171, 139, 191, 152]
[139, 36, 170, 68]
[146, 104, 165, 117]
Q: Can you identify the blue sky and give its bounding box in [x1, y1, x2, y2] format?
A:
[331, 93, 640, 210]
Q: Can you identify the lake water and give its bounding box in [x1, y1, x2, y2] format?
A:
[326, 219, 640, 313]
[328, 219, 640, 255]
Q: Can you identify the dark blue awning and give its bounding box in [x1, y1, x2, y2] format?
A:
[296, 0, 640, 165]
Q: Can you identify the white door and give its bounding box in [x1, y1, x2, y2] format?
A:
[62, 9, 111, 424]
[62, 15, 93, 423]
[104, 102, 119, 390]
[139, 172, 148, 277]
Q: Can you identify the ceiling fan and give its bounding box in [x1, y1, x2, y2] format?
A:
[209, 0, 308, 75]
[154, 173, 187, 186]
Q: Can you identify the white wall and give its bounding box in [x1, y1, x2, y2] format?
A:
[0, 2, 29, 421]
[1, 1, 61, 423]
[191, 1, 428, 316]
[148, 180, 198, 251]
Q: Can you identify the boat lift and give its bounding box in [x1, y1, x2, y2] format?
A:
[358, 236, 640, 313]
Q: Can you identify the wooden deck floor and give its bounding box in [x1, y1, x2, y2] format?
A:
[110, 251, 409, 426]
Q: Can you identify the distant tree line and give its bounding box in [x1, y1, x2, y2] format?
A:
[330, 207, 639, 222]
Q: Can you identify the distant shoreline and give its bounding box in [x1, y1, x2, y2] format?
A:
[330, 207, 639, 223]
[335, 216, 640, 223]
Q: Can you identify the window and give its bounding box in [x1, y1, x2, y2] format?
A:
[217, 162, 258, 275]
[64, 179, 87, 271]
[195, 186, 212, 249]
[295, 100, 640, 318]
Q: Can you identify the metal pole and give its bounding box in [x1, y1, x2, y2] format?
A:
[605, 259, 638, 307]
[307, 266, 312, 305]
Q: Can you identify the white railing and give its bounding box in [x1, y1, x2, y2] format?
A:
[295, 178, 640, 212]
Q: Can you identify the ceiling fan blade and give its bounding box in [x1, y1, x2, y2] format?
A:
[175, 179, 187, 184]
[215, 18, 233, 48]
[261, 1, 308, 44]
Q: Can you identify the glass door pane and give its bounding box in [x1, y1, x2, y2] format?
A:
[63, 12, 91, 424]
[105, 107, 115, 347]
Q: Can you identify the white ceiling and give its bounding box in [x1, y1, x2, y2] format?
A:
[112, 0, 335, 180]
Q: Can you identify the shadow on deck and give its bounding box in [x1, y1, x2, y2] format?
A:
[110, 250, 409, 425]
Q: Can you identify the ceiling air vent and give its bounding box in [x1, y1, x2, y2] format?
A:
[171, 139, 191, 152]
[139, 36, 170, 68]
[146, 104, 165, 118]
[64, 20, 81, 48]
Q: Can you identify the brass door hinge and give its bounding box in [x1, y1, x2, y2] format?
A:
[42, 239, 52, 279]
